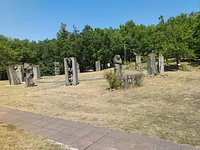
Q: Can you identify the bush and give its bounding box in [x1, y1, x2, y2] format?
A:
[105, 71, 121, 89]
[180, 64, 192, 71]
[123, 61, 133, 69]
[133, 72, 144, 87]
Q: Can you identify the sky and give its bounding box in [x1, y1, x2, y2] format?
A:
[0, 0, 199, 41]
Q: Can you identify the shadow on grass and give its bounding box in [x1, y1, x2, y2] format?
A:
[188, 61, 200, 67]
[164, 64, 179, 72]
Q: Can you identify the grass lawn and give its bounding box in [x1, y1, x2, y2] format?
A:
[0, 123, 68, 150]
[0, 66, 200, 147]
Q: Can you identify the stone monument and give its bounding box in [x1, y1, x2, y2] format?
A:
[95, 61, 101, 71]
[23, 64, 35, 87]
[33, 65, 41, 80]
[113, 55, 122, 76]
[135, 55, 141, 71]
[6, 65, 23, 85]
[64, 57, 79, 86]
[147, 57, 158, 75]
[77, 62, 80, 73]
[158, 53, 164, 74]
[54, 62, 60, 75]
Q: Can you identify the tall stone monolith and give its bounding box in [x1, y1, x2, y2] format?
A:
[158, 53, 164, 74]
[54, 62, 60, 75]
[6, 65, 23, 85]
[33, 65, 41, 80]
[23, 64, 35, 87]
[135, 55, 141, 71]
[64, 57, 79, 86]
[147, 57, 158, 75]
[95, 61, 101, 71]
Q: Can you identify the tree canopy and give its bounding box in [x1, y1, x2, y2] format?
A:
[0, 11, 199, 79]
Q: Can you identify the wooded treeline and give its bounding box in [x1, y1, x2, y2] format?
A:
[0, 12, 199, 79]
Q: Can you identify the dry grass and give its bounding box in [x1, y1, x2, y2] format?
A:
[0, 68, 200, 146]
[0, 123, 68, 150]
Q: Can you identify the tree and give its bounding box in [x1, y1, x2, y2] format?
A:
[165, 14, 194, 64]
[192, 12, 200, 57]
[0, 45, 17, 79]
[119, 20, 137, 62]
[80, 25, 95, 70]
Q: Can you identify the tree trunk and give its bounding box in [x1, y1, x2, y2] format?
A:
[176, 56, 180, 68]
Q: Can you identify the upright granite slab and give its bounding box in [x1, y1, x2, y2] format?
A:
[24, 64, 35, 87]
[158, 53, 164, 75]
[6, 65, 23, 85]
[54, 62, 60, 75]
[64, 57, 79, 86]
[135, 55, 141, 71]
[147, 57, 158, 75]
[95, 61, 101, 71]
[33, 65, 41, 80]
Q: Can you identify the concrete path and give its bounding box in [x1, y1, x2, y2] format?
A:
[0, 107, 199, 150]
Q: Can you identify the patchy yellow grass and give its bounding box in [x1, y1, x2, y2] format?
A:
[0, 68, 200, 146]
[0, 123, 68, 150]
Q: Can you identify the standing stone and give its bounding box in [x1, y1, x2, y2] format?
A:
[95, 61, 101, 71]
[16, 65, 23, 82]
[147, 57, 158, 75]
[54, 62, 60, 75]
[6, 65, 23, 85]
[113, 55, 122, 76]
[77, 62, 80, 73]
[64, 57, 79, 86]
[135, 55, 141, 71]
[33, 65, 41, 80]
[158, 53, 164, 74]
[23, 64, 35, 87]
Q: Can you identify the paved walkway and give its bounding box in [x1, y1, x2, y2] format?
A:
[0, 107, 199, 150]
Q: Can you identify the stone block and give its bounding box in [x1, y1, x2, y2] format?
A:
[64, 57, 79, 86]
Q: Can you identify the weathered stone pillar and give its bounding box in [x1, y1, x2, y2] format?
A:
[158, 53, 164, 74]
[6, 65, 22, 85]
[77, 62, 80, 73]
[33, 65, 41, 80]
[23, 64, 35, 87]
[54, 62, 60, 75]
[135, 55, 141, 71]
[64, 57, 79, 86]
[113, 55, 122, 76]
[147, 57, 158, 75]
[95, 61, 101, 71]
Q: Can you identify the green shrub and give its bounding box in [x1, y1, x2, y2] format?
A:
[6, 124, 17, 131]
[123, 61, 133, 69]
[105, 71, 121, 89]
[180, 64, 192, 71]
[133, 73, 144, 87]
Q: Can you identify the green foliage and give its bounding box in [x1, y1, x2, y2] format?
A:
[0, 41, 18, 79]
[123, 61, 134, 69]
[148, 53, 156, 58]
[0, 11, 200, 79]
[105, 71, 121, 89]
[180, 64, 192, 71]
[133, 73, 144, 87]
[6, 124, 17, 131]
